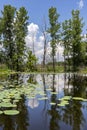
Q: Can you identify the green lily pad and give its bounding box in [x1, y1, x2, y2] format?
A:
[46, 88, 52, 91]
[50, 102, 56, 105]
[57, 100, 69, 107]
[39, 93, 46, 96]
[38, 97, 48, 100]
[13, 99, 19, 103]
[59, 96, 71, 101]
[72, 97, 84, 100]
[4, 110, 19, 115]
[0, 111, 3, 114]
[2, 99, 10, 102]
[57, 104, 65, 106]
[50, 92, 58, 95]
[0, 102, 17, 108]
[82, 99, 87, 101]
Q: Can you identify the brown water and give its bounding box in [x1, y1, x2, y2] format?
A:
[0, 73, 87, 130]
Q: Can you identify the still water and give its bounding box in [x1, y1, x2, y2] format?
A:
[0, 73, 87, 130]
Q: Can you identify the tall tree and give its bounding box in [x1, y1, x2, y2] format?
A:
[14, 7, 29, 71]
[41, 17, 48, 68]
[48, 7, 60, 72]
[62, 19, 72, 71]
[26, 49, 37, 72]
[1, 5, 16, 69]
[71, 10, 83, 71]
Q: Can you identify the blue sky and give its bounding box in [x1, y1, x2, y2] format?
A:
[0, 0, 87, 33]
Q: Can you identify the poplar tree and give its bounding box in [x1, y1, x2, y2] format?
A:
[48, 7, 60, 72]
[71, 10, 84, 71]
[14, 7, 29, 71]
[1, 5, 16, 69]
[62, 19, 72, 71]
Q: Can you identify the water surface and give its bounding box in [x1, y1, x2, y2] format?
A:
[0, 73, 87, 130]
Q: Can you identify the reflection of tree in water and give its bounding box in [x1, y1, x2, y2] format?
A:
[16, 96, 29, 130]
[48, 74, 60, 130]
[61, 74, 87, 130]
[71, 74, 87, 98]
[27, 74, 37, 84]
[41, 74, 49, 129]
[0, 96, 29, 130]
[6, 73, 23, 87]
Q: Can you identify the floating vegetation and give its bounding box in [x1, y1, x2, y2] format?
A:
[2, 99, 11, 103]
[82, 99, 87, 102]
[50, 102, 56, 105]
[58, 100, 69, 107]
[0, 102, 17, 108]
[4, 110, 19, 115]
[46, 88, 52, 91]
[0, 111, 3, 114]
[72, 97, 84, 101]
[38, 97, 48, 100]
[60, 96, 71, 101]
[50, 92, 58, 95]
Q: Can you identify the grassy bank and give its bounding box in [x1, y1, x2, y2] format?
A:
[0, 64, 87, 75]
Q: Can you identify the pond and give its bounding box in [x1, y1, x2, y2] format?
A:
[0, 73, 87, 130]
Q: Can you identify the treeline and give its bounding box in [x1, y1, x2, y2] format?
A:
[0, 5, 87, 72]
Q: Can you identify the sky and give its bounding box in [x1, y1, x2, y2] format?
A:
[0, 0, 87, 62]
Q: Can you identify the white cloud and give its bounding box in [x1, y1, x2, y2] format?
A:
[25, 23, 64, 63]
[78, 0, 84, 9]
[27, 23, 39, 35]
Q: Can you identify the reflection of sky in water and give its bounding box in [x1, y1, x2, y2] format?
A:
[27, 98, 39, 109]
[0, 73, 87, 130]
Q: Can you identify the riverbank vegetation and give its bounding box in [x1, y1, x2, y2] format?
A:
[0, 5, 87, 73]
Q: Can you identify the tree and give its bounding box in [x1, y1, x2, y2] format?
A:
[71, 10, 84, 71]
[1, 5, 16, 69]
[41, 17, 48, 68]
[48, 7, 60, 72]
[26, 50, 37, 72]
[14, 7, 29, 71]
[62, 19, 72, 71]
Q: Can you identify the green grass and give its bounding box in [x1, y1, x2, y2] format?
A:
[0, 64, 87, 75]
[78, 67, 87, 74]
[0, 64, 15, 75]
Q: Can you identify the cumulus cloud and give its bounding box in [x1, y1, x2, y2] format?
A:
[27, 23, 39, 35]
[25, 23, 64, 63]
[78, 0, 84, 9]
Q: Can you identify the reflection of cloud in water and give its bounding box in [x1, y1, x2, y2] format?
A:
[36, 74, 73, 93]
[27, 98, 39, 109]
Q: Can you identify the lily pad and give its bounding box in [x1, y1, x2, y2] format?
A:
[82, 99, 87, 101]
[38, 97, 48, 100]
[72, 97, 84, 100]
[59, 96, 71, 101]
[39, 93, 46, 96]
[46, 88, 52, 91]
[4, 110, 19, 115]
[57, 103, 65, 107]
[50, 92, 58, 95]
[0, 111, 3, 114]
[50, 102, 56, 105]
[0, 102, 17, 108]
[2, 99, 10, 102]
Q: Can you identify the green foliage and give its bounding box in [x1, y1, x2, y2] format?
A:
[26, 50, 37, 72]
[62, 19, 72, 71]
[14, 7, 29, 71]
[62, 10, 85, 72]
[48, 7, 60, 72]
[1, 5, 16, 69]
[71, 10, 84, 71]
[0, 5, 29, 71]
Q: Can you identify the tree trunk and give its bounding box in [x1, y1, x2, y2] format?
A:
[53, 55, 55, 72]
